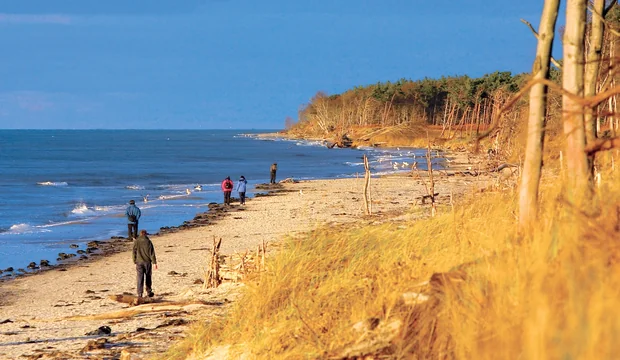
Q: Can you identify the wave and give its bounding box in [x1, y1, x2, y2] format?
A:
[0, 223, 52, 235]
[71, 203, 96, 216]
[158, 193, 191, 200]
[125, 185, 145, 190]
[37, 181, 68, 187]
[295, 140, 325, 147]
[345, 161, 364, 166]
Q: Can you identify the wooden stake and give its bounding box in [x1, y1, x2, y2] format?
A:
[205, 236, 222, 289]
[363, 154, 372, 215]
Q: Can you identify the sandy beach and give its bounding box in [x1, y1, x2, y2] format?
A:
[0, 153, 496, 359]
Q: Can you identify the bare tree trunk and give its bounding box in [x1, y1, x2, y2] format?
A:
[609, 39, 617, 137]
[584, 0, 606, 179]
[563, 0, 590, 204]
[518, 0, 561, 230]
[363, 155, 372, 215]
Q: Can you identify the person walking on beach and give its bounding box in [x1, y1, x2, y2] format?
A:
[126, 199, 141, 239]
[237, 175, 248, 205]
[221, 176, 234, 205]
[270, 163, 278, 184]
[133, 229, 158, 298]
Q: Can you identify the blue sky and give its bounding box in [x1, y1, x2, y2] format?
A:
[0, 0, 565, 129]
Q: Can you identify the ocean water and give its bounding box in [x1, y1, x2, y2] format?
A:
[0, 130, 439, 271]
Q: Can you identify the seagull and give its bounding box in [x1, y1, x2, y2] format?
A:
[143, 194, 150, 203]
[392, 162, 399, 170]
[186, 188, 191, 195]
[194, 185, 202, 191]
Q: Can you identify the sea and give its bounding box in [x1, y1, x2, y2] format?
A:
[0, 130, 440, 272]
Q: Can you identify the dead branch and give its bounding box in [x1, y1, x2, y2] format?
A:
[204, 237, 222, 288]
[584, 136, 620, 155]
[478, 78, 620, 142]
[520, 19, 563, 69]
[64, 302, 213, 321]
[363, 154, 372, 215]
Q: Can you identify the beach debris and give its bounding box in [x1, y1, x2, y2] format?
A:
[81, 338, 108, 353]
[0, 319, 13, 324]
[66, 302, 213, 321]
[337, 319, 402, 359]
[108, 294, 157, 306]
[85, 325, 112, 336]
[155, 318, 188, 329]
[204, 237, 223, 288]
[417, 192, 440, 205]
[363, 154, 372, 215]
[279, 177, 298, 183]
[167, 270, 187, 277]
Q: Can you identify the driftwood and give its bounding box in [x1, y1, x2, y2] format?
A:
[363, 154, 372, 215]
[205, 237, 222, 289]
[418, 193, 440, 205]
[64, 302, 214, 321]
[108, 294, 159, 306]
[425, 141, 437, 217]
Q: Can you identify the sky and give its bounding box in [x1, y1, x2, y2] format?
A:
[0, 0, 566, 130]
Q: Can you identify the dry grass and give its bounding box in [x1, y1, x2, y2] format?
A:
[163, 152, 620, 359]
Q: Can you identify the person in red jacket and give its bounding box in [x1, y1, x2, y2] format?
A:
[221, 176, 234, 205]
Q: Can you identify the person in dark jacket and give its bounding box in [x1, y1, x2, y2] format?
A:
[236, 175, 248, 205]
[270, 163, 277, 184]
[133, 229, 158, 298]
[125, 199, 141, 239]
[221, 176, 234, 205]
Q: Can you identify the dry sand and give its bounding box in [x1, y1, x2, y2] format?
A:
[0, 153, 499, 359]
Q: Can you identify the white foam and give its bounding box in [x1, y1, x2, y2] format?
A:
[125, 185, 145, 190]
[70, 203, 96, 216]
[345, 161, 364, 166]
[37, 181, 68, 187]
[2, 223, 52, 235]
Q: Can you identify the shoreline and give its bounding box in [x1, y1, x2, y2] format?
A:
[0, 151, 493, 359]
[0, 197, 256, 283]
[1, 134, 431, 276]
[1, 136, 459, 278]
[1, 142, 479, 282]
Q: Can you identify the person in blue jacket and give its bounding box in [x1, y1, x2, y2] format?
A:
[125, 199, 142, 239]
[237, 175, 248, 205]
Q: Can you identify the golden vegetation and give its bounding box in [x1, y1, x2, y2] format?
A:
[165, 161, 619, 359]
